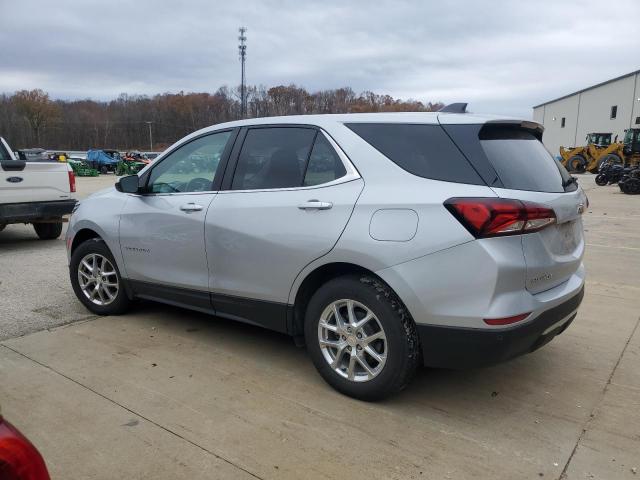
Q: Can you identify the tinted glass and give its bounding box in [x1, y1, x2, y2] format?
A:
[148, 130, 231, 193]
[479, 126, 573, 193]
[303, 134, 347, 186]
[0, 142, 11, 160]
[232, 127, 316, 190]
[345, 123, 483, 185]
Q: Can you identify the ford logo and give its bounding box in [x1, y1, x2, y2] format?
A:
[6, 176, 23, 183]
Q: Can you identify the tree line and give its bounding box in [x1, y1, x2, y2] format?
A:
[0, 86, 443, 151]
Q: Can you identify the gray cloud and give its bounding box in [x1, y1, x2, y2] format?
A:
[0, 0, 638, 117]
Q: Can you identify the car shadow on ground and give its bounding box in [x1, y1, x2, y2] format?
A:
[125, 298, 562, 417]
[0, 224, 65, 249]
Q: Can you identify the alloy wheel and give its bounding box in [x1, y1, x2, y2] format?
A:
[77, 253, 119, 306]
[318, 299, 387, 382]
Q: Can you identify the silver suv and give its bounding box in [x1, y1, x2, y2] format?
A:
[67, 112, 586, 400]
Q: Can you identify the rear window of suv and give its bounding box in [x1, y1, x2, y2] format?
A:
[345, 123, 483, 185]
[479, 126, 574, 193]
[442, 123, 575, 193]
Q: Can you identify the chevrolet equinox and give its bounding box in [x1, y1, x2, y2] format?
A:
[67, 112, 586, 400]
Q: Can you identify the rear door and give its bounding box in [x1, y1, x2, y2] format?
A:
[205, 126, 363, 331]
[442, 121, 587, 294]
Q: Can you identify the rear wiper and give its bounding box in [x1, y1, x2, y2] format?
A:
[562, 176, 577, 188]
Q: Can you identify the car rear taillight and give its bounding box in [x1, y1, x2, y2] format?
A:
[0, 417, 50, 480]
[444, 198, 556, 238]
[68, 170, 76, 193]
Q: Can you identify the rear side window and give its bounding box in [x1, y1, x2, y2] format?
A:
[232, 127, 316, 190]
[345, 123, 483, 185]
[479, 126, 573, 193]
[303, 135, 346, 186]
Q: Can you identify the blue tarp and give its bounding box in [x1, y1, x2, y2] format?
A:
[86, 150, 120, 166]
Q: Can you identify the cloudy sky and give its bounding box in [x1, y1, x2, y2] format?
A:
[1, 0, 639, 117]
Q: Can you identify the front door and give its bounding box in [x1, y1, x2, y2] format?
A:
[205, 126, 364, 331]
[119, 129, 235, 306]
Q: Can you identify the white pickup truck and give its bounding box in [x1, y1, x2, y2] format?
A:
[0, 136, 77, 239]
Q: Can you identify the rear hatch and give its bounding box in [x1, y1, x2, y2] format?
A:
[441, 120, 586, 294]
[0, 161, 73, 204]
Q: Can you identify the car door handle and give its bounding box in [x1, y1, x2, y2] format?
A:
[180, 203, 204, 212]
[298, 200, 333, 210]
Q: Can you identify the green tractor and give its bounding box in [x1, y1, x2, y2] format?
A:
[68, 158, 99, 177]
[115, 159, 146, 176]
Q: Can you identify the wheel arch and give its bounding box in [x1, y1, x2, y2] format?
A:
[290, 262, 392, 337]
[71, 228, 102, 255]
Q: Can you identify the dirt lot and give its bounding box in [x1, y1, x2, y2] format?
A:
[0, 174, 638, 479]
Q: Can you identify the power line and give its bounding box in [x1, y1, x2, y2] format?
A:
[238, 26, 247, 118]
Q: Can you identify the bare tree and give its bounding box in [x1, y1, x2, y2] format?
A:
[0, 86, 443, 150]
[12, 89, 60, 144]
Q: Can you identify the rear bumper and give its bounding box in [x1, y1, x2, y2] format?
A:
[0, 199, 77, 224]
[417, 286, 584, 368]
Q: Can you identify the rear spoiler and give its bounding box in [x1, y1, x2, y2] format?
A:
[484, 119, 545, 140]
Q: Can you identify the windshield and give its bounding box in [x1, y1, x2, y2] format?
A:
[588, 133, 611, 146]
[624, 129, 640, 145]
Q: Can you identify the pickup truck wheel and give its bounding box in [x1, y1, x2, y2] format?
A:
[70, 239, 131, 315]
[33, 220, 63, 240]
[304, 275, 420, 401]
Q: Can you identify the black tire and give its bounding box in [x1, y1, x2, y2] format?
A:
[100, 165, 108, 174]
[69, 238, 131, 315]
[33, 220, 63, 240]
[568, 155, 586, 173]
[304, 275, 420, 401]
[595, 173, 608, 186]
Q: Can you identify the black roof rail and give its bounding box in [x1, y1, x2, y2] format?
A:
[438, 103, 468, 113]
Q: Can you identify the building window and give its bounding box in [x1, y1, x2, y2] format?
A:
[561, 117, 566, 128]
[610, 105, 617, 119]
[635, 116, 640, 125]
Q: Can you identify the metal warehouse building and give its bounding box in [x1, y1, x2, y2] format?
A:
[533, 69, 640, 155]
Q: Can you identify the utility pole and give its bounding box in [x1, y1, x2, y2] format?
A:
[145, 121, 153, 151]
[238, 27, 247, 118]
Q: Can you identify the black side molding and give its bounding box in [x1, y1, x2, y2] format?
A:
[439, 103, 468, 113]
[1, 160, 27, 172]
[127, 280, 290, 335]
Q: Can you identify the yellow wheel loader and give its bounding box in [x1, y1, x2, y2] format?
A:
[560, 132, 614, 173]
[589, 129, 640, 172]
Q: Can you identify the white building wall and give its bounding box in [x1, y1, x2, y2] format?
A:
[632, 74, 640, 128]
[534, 95, 580, 155]
[533, 71, 640, 156]
[575, 75, 636, 145]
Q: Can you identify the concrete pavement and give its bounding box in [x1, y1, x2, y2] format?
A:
[0, 175, 638, 479]
[0, 175, 117, 340]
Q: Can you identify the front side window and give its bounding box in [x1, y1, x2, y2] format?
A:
[232, 127, 316, 190]
[147, 130, 232, 193]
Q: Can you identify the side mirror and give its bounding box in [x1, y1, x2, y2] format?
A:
[116, 175, 141, 194]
